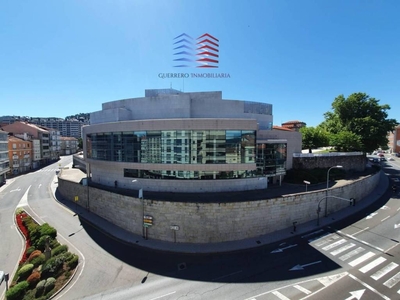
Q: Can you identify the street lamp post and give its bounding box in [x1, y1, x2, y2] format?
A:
[325, 165, 343, 217]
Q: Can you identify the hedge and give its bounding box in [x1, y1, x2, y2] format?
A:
[44, 277, 56, 294]
[51, 244, 68, 257]
[30, 254, 46, 268]
[17, 263, 34, 280]
[27, 271, 41, 287]
[6, 281, 29, 300]
[67, 254, 79, 269]
[36, 279, 46, 297]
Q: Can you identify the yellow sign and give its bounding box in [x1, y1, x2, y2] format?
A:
[74, 196, 79, 202]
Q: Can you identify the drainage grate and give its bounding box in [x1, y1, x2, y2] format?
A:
[178, 262, 187, 271]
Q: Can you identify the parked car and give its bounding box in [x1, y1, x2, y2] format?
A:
[396, 153, 400, 157]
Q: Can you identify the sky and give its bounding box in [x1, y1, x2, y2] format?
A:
[1, 0, 399, 127]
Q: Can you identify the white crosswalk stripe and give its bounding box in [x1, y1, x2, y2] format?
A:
[293, 285, 311, 295]
[371, 262, 399, 280]
[330, 243, 356, 256]
[322, 239, 347, 251]
[359, 257, 387, 273]
[339, 247, 365, 261]
[348, 251, 375, 267]
[271, 291, 290, 300]
[383, 271, 400, 288]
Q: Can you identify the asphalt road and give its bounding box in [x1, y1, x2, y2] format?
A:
[1, 155, 400, 300]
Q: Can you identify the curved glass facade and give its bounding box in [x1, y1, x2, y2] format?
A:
[86, 130, 256, 164]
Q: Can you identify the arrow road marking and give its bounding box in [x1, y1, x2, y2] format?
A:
[16, 186, 31, 208]
[366, 212, 378, 219]
[271, 244, 298, 253]
[38, 184, 42, 189]
[10, 188, 21, 193]
[289, 260, 321, 271]
[345, 289, 365, 300]
[395, 223, 400, 229]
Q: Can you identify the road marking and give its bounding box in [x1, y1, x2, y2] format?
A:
[339, 247, 365, 261]
[38, 184, 42, 189]
[349, 251, 375, 267]
[348, 274, 391, 300]
[331, 243, 356, 256]
[336, 230, 385, 252]
[351, 227, 369, 236]
[243, 272, 348, 300]
[381, 206, 390, 210]
[271, 244, 298, 253]
[322, 239, 346, 251]
[271, 291, 290, 300]
[16, 186, 31, 208]
[366, 212, 378, 219]
[294, 285, 311, 295]
[383, 271, 400, 288]
[301, 229, 324, 239]
[394, 223, 400, 229]
[289, 261, 321, 271]
[371, 262, 399, 280]
[381, 216, 390, 222]
[384, 243, 400, 253]
[359, 257, 387, 273]
[149, 291, 177, 300]
[314, 234, 339, 247]
[345, 289, 365, 300]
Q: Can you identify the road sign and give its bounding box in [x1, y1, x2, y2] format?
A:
[74, 196, 79, 202]
[170, 225, 180, 231]
[143, 215, 153, 226]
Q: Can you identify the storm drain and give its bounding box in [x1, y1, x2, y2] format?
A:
[178, 262, 187, 271]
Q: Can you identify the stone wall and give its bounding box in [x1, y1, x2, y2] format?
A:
[293, 153, 365, 171]
[58, 171, 380, 243]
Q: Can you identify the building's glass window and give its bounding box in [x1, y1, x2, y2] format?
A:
[256, 143, 287, 176]
[87, 129, 256, 165]
[123, 168, 257, 179]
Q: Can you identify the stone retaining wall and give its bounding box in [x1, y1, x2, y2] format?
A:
[58, 171, 380, 243]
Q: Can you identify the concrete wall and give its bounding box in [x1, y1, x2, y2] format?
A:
[58, 171, 380, 244]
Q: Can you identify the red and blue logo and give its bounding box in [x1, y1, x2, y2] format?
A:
[173, 33, 219, 68]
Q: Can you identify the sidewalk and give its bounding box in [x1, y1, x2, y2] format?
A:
[50, 171, 389, 254]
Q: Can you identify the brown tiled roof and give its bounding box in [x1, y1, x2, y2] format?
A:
[273, 126, 294, 131]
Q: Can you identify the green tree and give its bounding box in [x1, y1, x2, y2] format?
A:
[300, 126, 330, 153]
[330, 131, 362, 152]
[323, 93, 398, 153]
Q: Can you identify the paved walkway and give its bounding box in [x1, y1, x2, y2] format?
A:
[50, 171, 389, 254]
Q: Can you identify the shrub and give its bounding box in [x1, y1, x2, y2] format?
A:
[50, 238, 60, 249]
[42, 255, 65, 278]
[26, 246, 36, 257]
[39, 223, 57, 239]
[34, 235, 52, 252]
[28, 249, 42, 262]
[52, 244, 68, 257]
[67, 254, 79, 269]
[44, 277, 56, 294]
[6, 280, 29, 300]
[31, 254, 46, 268]
[27, 271, 41, 287]
[36, 279, 46, 297]
[61, 251, 73, 261]
[17, 263, 34, 279]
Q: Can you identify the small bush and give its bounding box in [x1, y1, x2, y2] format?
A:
[31, 254, 46, 268]
[27, 271, 41, 287]
[17, 263, 34, 279]
[44, 277, 56, 294]
[50, 238, 60, 249]
[26, 246, 36, 257]
[52, 244, 68, 257]
[28, 249, 42, 262]
[42, 255, 65, 278]
[36, 279, 46, 297]
[67, 254, 79, 269]
[34, 235, 53, 252]
[6, 280, 29, 300]
[40, 223, 57, 239]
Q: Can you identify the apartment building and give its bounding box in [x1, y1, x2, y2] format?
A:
[2, 122, 52, 166]
[8, 135, 33, 175]
[60, 136, 79, 155]
[0, 130, 10, 184]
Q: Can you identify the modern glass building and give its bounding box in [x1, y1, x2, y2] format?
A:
[83, 89, 301, 192]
